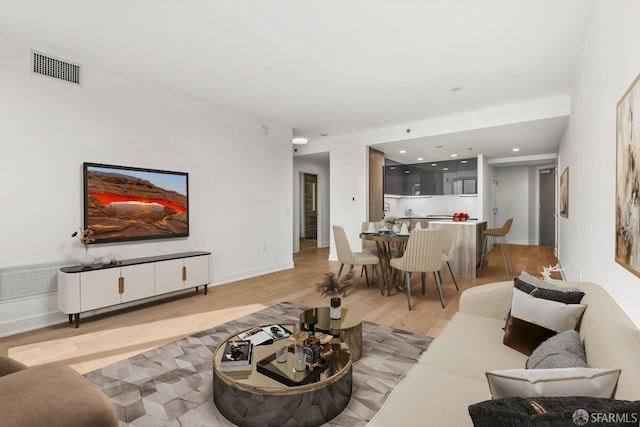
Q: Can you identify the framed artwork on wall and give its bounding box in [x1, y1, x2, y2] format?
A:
[615, 73, 640, 277]
[559, 167, 569, 218]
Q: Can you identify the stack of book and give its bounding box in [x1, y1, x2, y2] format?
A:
[220, 340, 253, 376]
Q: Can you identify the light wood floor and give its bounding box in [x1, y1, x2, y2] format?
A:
[0, 244, 558, 374]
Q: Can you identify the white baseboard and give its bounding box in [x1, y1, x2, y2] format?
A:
[0, 293, 67, 338]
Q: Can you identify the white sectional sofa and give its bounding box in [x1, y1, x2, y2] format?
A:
[368, 280, 640, 426]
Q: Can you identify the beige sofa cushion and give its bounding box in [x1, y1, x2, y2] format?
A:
[0, 355, 27, 377]
[367, 364, 489, 427]
[0, 363, 118, 427]
[420, 312, 527, 380]
[568, 281, 640, 400]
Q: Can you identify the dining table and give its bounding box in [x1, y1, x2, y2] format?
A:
[359, 231, 410, 295]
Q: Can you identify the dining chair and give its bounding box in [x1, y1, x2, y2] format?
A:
[480, 218, 514, 276]
[333, 225, 383, 295]
[430, 225, 460, 290]
[361, 221, 381, 255]
[390, 229, 444, 310]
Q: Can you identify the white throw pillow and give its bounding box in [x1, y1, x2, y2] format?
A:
[510, 288, 587, 332]
[486, 368, 621, 399]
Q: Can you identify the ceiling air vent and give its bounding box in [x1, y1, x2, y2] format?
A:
[32, 51, 81, 85]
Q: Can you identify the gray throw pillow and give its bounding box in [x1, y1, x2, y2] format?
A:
[526, 329, 587, 369]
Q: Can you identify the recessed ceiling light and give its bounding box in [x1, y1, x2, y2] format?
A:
[443, 167, 449, 171]
[399, 150, 407, 154]
[450, 86, 462, 92]
[417, 157, 423, 161]
[461, 160, 468, 164]
[404, 170, 410, 174]
[431, 163, 438, 166]
[513, 148, 520, 152]
[292, 137, 308, 145]
[390, 166, 396, 170]
[450, 154, 458, 158]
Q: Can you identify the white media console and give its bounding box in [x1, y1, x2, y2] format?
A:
[58, 251, 211, 327]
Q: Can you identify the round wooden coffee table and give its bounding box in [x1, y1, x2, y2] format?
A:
[212, 324, 352, 427]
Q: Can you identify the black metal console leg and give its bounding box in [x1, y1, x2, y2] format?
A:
[204, 284, 208, 295]
[75, 314, 80, 328]
[68, 314, 73, 324]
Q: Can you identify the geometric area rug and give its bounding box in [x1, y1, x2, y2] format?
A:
[84, 301, 433, 426]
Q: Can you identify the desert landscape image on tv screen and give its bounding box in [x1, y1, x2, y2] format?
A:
[84, 163, 189, 243]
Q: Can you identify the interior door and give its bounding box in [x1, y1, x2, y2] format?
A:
[539, 168, 556, 247]
[303, 173, 318, 240]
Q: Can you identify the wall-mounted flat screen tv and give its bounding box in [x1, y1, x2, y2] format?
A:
[83, 162, 189, 244]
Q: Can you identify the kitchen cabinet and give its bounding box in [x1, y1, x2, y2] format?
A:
[58, 251, 211, 327]
[384, 158, 477, 196]
[384, 165, 405, 195]
[404, 165, 422, 195]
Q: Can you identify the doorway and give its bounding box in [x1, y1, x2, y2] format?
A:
[301, 173, 318, 250]
[539, 168, 556, 247]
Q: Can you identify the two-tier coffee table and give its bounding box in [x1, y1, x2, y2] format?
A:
[299, 307, 363, 361]
[212, 324, 352, 427]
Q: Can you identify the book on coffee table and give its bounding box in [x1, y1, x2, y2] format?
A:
[237, 325, 292, 346]
[220, 340, 253, 371]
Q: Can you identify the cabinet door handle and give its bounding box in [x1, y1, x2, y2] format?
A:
[182, 266, 187, 282]
[118, 277, 124, 294]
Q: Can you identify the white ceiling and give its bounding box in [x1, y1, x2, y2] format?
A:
[0, 0, 595, 161]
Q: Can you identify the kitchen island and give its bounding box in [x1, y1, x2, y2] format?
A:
[397, 216, 454, 230]
[428, 220, 487, 279]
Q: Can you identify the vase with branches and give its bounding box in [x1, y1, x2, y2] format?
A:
[71, 227, 96, 266]
[314, 271, 353, 319]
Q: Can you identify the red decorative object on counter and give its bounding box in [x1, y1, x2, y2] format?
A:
[453, 212, 469, 222]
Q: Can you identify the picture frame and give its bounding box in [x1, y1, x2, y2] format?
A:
[559, 167, 569, 218]
[615, 73, 640, 277]
[83, 162, 189, 244]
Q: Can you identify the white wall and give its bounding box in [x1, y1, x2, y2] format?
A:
[558, 0, 640, 327]
[0, 35, 294, 335]
[292, 153, 330, 251]
[495, 167, 530, 244]
[482, 159, 496, 228]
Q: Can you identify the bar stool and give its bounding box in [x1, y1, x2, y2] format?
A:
[480, 218, 514, 276]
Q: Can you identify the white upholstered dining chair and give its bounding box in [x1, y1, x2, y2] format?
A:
[390, 228, 445, 310]
[430, 224, 460, 291]
[333, 225, 383, 295]
[361, 221, 382, 255]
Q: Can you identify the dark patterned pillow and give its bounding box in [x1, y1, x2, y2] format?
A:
[514, 278, 585, 304]
[469, 396, 640, 427]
